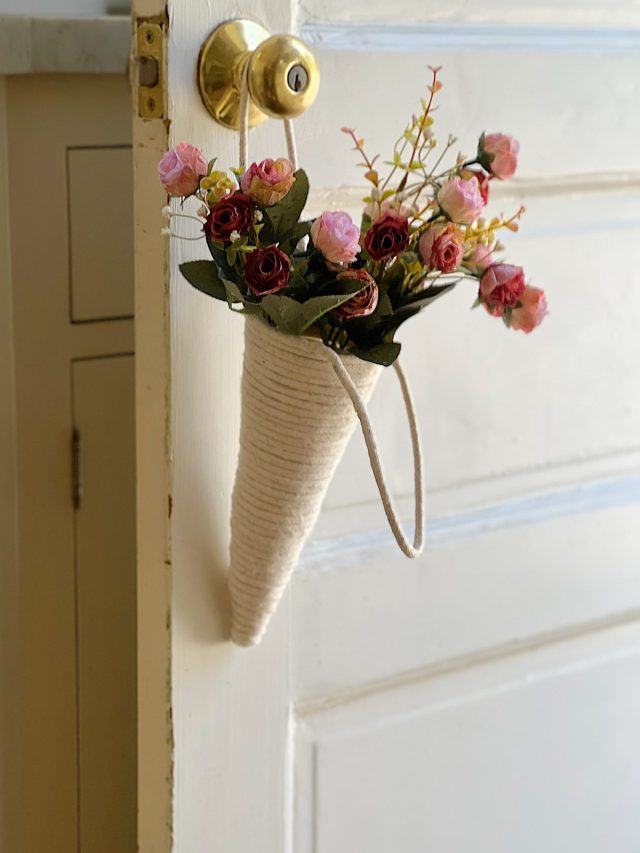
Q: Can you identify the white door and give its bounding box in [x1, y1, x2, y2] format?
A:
[133, 1, 640, 850]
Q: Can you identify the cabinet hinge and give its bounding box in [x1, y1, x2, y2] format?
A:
[131, 18, 166, 120]
[71, 427, 83, 510]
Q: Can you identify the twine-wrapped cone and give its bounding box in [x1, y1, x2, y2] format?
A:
[229, 317, 381, 646]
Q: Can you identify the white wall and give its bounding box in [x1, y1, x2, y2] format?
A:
[0, 0, 128, 15]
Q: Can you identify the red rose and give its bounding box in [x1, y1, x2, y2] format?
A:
[333, 269, 379, 318]
[479, 263, 525, 314]
[364, 212, 409, 261]
[244, 246, 291, 295]
[205, 192, 253, 242]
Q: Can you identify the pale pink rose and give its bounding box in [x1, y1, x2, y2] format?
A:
[510, 286, 548, 333]
[437, 177, 485, 224]
[482, 133, 519, 180]
[418, 223, 463, 273]
[310, 211, 361, 264]
[465, 243, 495, 274]
[461, 168, 490, 204]
[240, 157, 295, 206]
[479, 263, 526, 315]
[157, 141, 208, 196]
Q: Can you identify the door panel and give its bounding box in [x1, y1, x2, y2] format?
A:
[73, 355, 137, 853]
[145, 1, 640, 851]
[68, 146, 134, 322]
[294, 622, 640, 853]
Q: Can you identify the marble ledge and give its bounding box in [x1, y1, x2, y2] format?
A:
[0, 15, 131, 75]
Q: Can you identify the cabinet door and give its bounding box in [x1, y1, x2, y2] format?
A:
[73, 354, 136, 853]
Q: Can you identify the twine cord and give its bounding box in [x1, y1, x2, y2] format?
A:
[323, 348, 424, 558]
[238, 61, 298, 172]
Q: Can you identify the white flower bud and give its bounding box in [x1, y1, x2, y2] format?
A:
[161, 205, 172, 219]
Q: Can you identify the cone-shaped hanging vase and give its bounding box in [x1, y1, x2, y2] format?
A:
[228, 317, 381, 646]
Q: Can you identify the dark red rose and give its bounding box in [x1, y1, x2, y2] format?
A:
[364, 212, 409, 261]
[333, 269, 379, 318]
[205, 192, 253, 242]
[479, 263, 525, 315]
[244, 246, 291, 295]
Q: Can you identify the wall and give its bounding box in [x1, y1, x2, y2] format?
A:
[0, 0, 128, 15]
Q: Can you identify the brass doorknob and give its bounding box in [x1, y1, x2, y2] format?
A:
[197, 19, 320, 130]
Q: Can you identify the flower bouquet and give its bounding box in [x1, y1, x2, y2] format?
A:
[160, 67, 547, 646]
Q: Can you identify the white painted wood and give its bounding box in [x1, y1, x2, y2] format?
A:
[157, 1, 640, 850]
[294, 620, 640, 852]
[297, 0, 640, 28]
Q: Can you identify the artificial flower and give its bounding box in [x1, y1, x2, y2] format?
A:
[310, 211, 361, 264]
[244, 246, 291, 295]
[419, 223, 464, 273]
[480, 133, 519, 180]
[364, 212, 409, 261]
[157, 142, 208, 196]
[437, 177, 485, 224]
[241, 158, 296, 206]
[333, 269, 379, 318]
[510, 286, 548, 332]
[205, 193, 253, 242]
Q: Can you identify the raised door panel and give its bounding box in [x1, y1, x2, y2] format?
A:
[68, 145, 134, 322]
[73, 354, 136, 853]
[294, 622, 640, 853]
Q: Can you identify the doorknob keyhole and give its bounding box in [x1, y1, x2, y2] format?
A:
[287, 64, 308, 94]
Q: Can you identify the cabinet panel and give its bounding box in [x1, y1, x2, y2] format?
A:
[68, 146, 134, 322]
[72, 354, 136, 853]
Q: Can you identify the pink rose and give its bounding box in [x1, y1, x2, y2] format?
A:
[158, 141, 208, 196]
[333, 269, 379, 318]
[465, 243, 494, 274]
[240, 157, 295, 206]
[479, 263, 526, 315]
[419, 223, 463, 273]
[481, 133, 519, 180]
[461, 168, 490, 204]
[437, 177, 485, 224]
[510, 286, 548, 333]
[310, 211, 361, 265]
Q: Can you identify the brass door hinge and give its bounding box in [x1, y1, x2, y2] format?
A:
[71, 427, 83, 510]
[131, 19, 166, 120]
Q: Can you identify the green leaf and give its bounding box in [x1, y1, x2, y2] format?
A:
[278, 219, 311, 256]
[260, 295, 306, 334]
[223, 279, 245, 306]
[179, 261, 227, 301]
[206, 234, 234, 280]
[260, 281, 364, 335]
[349, 341, 402, 366]
[261, 170, 310, 244]
[299, 289, 363, 332]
